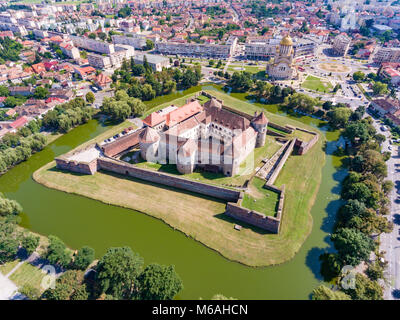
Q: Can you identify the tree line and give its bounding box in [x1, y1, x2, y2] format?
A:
[0, 119, 47, 174]
[112, 56, 202, 102]
[313, 114, 393, 300]
[42, 97, 95, 133]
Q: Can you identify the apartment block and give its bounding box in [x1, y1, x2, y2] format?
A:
[155, 41, 235, 59]
[373, 47, 400, 65]
[70, 35, 115, 54]
[112, 34, 147, 49]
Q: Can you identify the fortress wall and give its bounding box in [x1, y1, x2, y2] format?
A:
[267, 138, 296, 185]
[267, 129, 286, 137]
[268, 122, 293, 133]
[97, 157, 241, 202]
[294, 128, 319, 155]
[55, 157, 98, 175]
[225, 202, 280, 233]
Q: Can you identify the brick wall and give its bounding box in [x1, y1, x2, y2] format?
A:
[225, 202, 280, 233]
[97, 157, 241, 202]
[55, 157, 98, 175]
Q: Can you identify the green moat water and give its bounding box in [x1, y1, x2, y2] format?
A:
[0, 85, 346, 299]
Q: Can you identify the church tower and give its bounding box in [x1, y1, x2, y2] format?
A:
[266, 34, 295, 80]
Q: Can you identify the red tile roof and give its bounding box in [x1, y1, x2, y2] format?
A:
[142, 111, 165, 127]
[166, 100, 202, 127]
[10, 116, 28, 129]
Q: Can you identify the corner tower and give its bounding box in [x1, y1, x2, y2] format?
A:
[251, 111, 268, 148]
[139, 127, 160, 162]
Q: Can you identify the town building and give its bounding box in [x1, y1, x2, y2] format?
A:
[373, 47, 400, 65]
[331, 33, 351, 56]
[134, 53, 170, 72]
[155, 40, 236, 59]
[112, 34, 147, 49]
[70, 35, 115, 54]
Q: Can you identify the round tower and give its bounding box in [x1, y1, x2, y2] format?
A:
[177, 139, 197, 174]
[251, 112, 268, 148]
[139, 127, 160, 162]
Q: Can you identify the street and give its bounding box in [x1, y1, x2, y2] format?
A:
[370, 120, 400, 300]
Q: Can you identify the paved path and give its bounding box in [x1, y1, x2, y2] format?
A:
[0, 272, 17, 300]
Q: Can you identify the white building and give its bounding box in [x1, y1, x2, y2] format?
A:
[70, 35, 115, 54]
[155, 40, 236, 59]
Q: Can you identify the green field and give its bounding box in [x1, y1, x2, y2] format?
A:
[242, 177, 279, 216]
[0, 260, 20, 276]
[9, 262, 46, 292]
[301, 75, 333, 93]
[34, 90, 325, 266]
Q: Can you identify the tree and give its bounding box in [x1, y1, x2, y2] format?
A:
[372, 82, 388, 96]
[138, 264, 183, 300]
[284, 93, 318, 114]
[20, 284, 40, 300]
[88, 33, 97, 40]
[85, 91, 95, 104]
[0, 85, 9, 96]
[331, 228, 375, 266]
[4, 96, 19, 108]
[342, 121, 372, 144]
[45, 235, 72, 267]
[352, 71, 365, 82]
[342, 273, 383, 300]
[228, 71, 253, 92]
[73, 246, 95, 270]
[144, 39, 154, 51]
[96, 247, 144, 299]
[0, 217, 21, 264]
[312, 285, 351, 300]
[33, 87, 49, 99]
[0, 194, 23, 216]
[98, 32, 107, 41]
[328, 107, 352, 129]
[319, 253, 343, 281]
[127, 98, 146, 116]
[43, 270, 86, 300]
[21, 234, 39, 255]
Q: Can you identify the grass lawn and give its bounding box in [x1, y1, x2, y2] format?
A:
[9, 262, 46, 292]
[293, 129, 315, 143]
[301, 75, 333, 93]
[33, 90, 325, 266]
[0, 260, 20, 276]
[242, 177, 279, 216]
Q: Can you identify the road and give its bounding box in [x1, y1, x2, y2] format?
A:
[373, 121, 400, 300]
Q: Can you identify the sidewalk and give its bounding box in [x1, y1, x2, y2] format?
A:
[0, 272, 17, 300]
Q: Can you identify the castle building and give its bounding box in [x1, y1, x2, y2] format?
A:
[266, 35, 296, 80]
[139, 98, 268, 176]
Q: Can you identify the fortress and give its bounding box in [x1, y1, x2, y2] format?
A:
[136, 97, 268, 176]
[54, 92, 318, 234]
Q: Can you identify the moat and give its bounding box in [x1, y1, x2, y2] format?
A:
[0, 85, 345, 299]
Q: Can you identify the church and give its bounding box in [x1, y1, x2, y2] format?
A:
[266, 35, 296, 80]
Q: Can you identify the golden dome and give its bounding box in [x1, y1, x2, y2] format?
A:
[280, 35, 293, 46]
